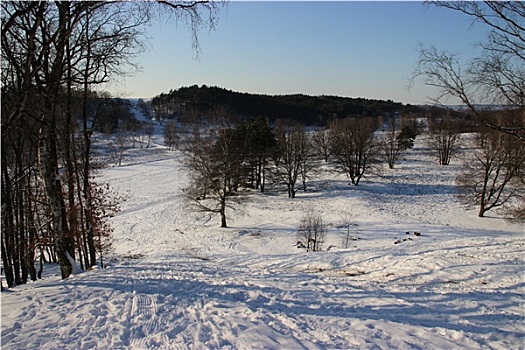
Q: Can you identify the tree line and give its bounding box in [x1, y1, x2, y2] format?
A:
[151, 85, 419, 126]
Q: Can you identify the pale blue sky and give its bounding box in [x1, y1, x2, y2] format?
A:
[115, 1, 488, 105]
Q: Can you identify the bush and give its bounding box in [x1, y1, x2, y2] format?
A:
[297, 210, 325, 252]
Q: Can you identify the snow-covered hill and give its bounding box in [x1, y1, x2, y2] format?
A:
[2, 123, 524, 349]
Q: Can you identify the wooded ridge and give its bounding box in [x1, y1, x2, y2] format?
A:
[151, 85, 425, 125]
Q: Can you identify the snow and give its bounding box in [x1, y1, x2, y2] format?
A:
[66, 252, 85, 276]
[2, 115, 524, 349]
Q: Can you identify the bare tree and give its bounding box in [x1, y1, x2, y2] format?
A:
[412, 1, 525, 141]
[273, 121, 312, 198]
[297, 210, 325, 252]
[457, 123, 525, 217]
[299, 134, 317, 192]
[182, 120, 245, 228]
[143, 122, 155, 148]
[427, 114, 462, 165]
[312, 128, 332, 162]
[329, 117, 379, 185]
[113, 128, 128, 166]
[379, 117, 403, 169]
[164, 120, 178, 150]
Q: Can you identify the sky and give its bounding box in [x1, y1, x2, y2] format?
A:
[112, 1, 490, 105]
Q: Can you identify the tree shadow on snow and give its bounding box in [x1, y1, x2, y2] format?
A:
[64, 257, 524, 345]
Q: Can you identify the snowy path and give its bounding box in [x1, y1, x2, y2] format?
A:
[2, 238, 523, 349]
[2, 139, 524, 349]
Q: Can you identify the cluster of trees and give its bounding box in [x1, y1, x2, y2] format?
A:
[172, 111, 423, 227]
[151, 85, 413, 126]
[171, 103, 523, 229]
[178, 115, 276, 227]
[156, 2, 525, 231]
[1, 1, 221, 287]
[1, 2, 139, 286]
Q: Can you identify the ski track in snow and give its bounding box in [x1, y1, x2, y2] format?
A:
[2, 128, 524, 350]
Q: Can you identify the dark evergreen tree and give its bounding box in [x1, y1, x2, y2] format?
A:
[397, 125, 418, 150]
[245, 116, 276, 192]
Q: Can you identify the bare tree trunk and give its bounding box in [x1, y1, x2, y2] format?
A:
[25, 196, 37, 282]
[220, 211, 227, 228]
[81, 47, 97, 268]
[261, 166, 266, 193]
[64, 40, 81, 271]
[220, 178, 228, 228]
[39, 122, 73, 279]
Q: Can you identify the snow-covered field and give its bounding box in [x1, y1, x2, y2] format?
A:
[2, 120, 524, 349]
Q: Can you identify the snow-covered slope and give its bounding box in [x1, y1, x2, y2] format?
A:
[2, 127, 524, 349]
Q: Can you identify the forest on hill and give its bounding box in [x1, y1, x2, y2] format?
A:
[151, 85, 425, 125]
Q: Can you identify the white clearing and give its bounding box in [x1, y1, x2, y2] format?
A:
[2, 122, 524, 350]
